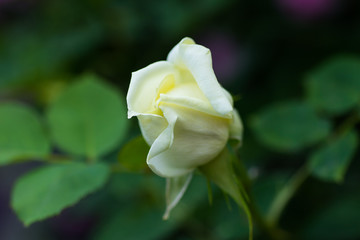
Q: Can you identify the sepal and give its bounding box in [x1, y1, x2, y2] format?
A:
[163, 172, 193, 220]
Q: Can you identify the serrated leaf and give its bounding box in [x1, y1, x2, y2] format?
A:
[118, 136, 149, 172]
[47, 74, 128, 159]
[0, 102, 50, 165]
[308, 130, 358, 182]
[305, 56, 360, 115]
[11, 162, 110, 226]
[251, 101, 331, 152]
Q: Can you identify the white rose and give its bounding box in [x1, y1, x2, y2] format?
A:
[127, 37, 242, 218]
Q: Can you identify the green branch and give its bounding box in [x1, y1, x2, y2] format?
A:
[266, 165, 309, 226]
[266, 109, 360, 227]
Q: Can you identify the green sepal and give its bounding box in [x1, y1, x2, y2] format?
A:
[200, 148, 253, 240]
[163, 172, 193, 220]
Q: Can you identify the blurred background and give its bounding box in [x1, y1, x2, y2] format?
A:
[1, 0, 360, 239]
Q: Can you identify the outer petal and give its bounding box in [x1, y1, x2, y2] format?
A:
[167, 38, 233, 116]
[158, 94, 229, 119]
[138, 114, 168, 146]
[230, 109, 243, 142]
[221, 88, 242, 142]
[146, 102, 230, 178]
[159, 82, 231, 119]
[127, 61, 178, 118]
[222, 88, 234, 106]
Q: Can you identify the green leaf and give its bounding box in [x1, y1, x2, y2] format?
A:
[118, 136, 149, 172]
[0, 102, 50, 165]
[11, 162, 110, 226]
[308, 130, 358, 183]
[305, 56, 360, 115]
[250, 101, 331, 152]
[47, 74, 128, 159]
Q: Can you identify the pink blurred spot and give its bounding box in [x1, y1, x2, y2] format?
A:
[277, 0, 338, 21]
[199, 32, 247, 85]
[0, 0, 13, 5]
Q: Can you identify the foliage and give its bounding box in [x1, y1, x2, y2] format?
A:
[0, 103, 50, 165]
[251, 101, 331, 152]
[305, 57, 360, 115]
[308, 130, 358, 183]
[47, 74, 128, 159]
[12, 162, 109, 226]
[1, 74, 127, 226]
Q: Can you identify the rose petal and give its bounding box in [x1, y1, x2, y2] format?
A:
[146, 103, 229, 178]
[138, 114, 168, 146]
[167, 38, 233, 116]
[157, 82, 231, 118]
[222, 88, 234, 106]
[230, 109, 243, 142]
[127, 61, 178, 118]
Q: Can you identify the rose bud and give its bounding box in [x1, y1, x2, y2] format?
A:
[127, 37, 242, 218]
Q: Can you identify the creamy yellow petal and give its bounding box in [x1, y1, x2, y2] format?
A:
[146, 103, 229, 178]
[155, 81, 229, 118]
[127, 61, 178, 118]
[138, 114, 168, 146]
[167, 38, 233, 116]
[230, 109, 243, 143]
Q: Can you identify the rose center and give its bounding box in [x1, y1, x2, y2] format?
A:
[147, 74, 176, 116]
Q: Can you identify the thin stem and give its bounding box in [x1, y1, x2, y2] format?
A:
[110, 162, 125, 173]
[332, 109, 360, 139]
[234, 154, 287, 240]
[267, 165, 309, 226]
[44, 154, 73, 164]
[266, 110, 360, 227]
[246, 195, 289, 240]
